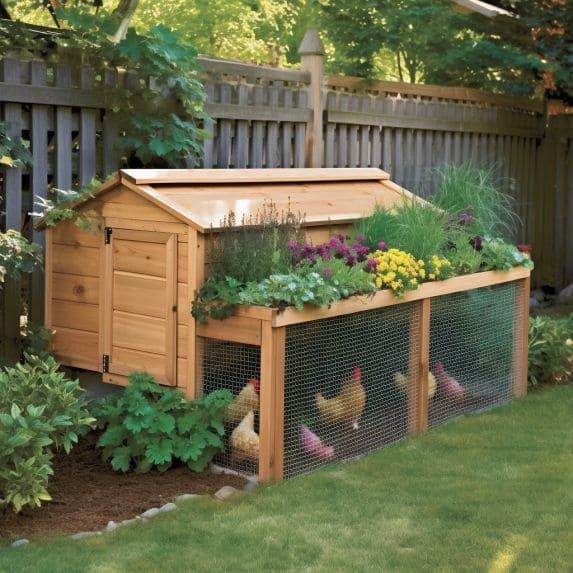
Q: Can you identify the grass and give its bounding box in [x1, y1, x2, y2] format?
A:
[2, 385, 572, 572]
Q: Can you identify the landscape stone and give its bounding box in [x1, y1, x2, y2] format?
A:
[120, 518, 139, 527]
[70, 531, 101, 540]
[557, 283, 573, 305]
[175, 493, 200, 503]
[141, 507, 161, 519]
[243, 479, 259, 492]
[159, 502, 177, 513]
[106, 521, 118, 531]
[11, 539, 29, 548]
[214, 485, 240, 501]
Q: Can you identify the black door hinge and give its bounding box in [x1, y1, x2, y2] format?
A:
[105, 227, 113, 244]
[102, 354, 110, 373]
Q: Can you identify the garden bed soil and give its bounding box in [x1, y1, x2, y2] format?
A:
[0, 432, 247, 541]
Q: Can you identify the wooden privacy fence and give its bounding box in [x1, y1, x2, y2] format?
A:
[1, 31, 572, 359]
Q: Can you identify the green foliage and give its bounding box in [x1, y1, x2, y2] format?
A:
[22, 324, 54, 361]
[31, 180, 101, 230]
[191, 276, 243, 324]
[0, 355, 95, 512]
[443, 230, 483, 275]
[0, 354, 95, 453]
[356, 198, 449, 262]
[52, 8, 207, 167]
[432, 164, 520, 240]
[0, 403, 55, 513]
[0, 121, 32, 168]
[239, 260, 374, 311]
[0, 230, 43, 286]
[209, 202, 304, 283]
[93, 371, 232, 473]
[528, 314, 573, 388]
[480, 237, 534, 271]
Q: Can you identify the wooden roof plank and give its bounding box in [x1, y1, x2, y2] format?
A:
[120, 168, 389, 185]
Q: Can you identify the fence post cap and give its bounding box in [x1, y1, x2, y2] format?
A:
[298, 30, 324, 56]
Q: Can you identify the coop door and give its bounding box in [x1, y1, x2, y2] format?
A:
[103, 229, 178, 385]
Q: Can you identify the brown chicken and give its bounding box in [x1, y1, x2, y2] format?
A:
[224, 378, 260, 426]
[230, 410, 259, 465]
[394, 371, 437, 400]
[316, 367, 366, 429]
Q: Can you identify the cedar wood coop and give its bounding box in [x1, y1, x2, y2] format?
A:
[40, 168, 530, 481]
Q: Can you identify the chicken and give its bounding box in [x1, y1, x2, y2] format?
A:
[394, 371, 437, 400]
[316, 367, 366, 429]
[433, 362, 466, 401]
[300, 426, 335, 461]
[230, 410, 259, 465]
[225, 378, 260, 426]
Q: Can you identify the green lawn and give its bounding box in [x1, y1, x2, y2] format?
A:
[2, 385, 572, 573]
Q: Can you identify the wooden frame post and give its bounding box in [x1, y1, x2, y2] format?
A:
[259, 322, 286, 481]
[407, 298, 431, 435]
[512, 276, 530, 397]
[187, 228, 205, 399]
[299, 30, 324, 168]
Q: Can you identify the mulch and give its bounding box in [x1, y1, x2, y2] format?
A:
[0, 432, 247, 540]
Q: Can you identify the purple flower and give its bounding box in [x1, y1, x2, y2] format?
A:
[322, 268, 333, 276]
[462, 213, 473, 223]
[346, 255, 356, 266]
[287, 240, 297, 249]
[377, 241, 387, 250]
[356, 234, 365, 242]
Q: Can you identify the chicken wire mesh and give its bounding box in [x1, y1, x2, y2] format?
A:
[428, 281, 521, 428]
[199, 338, 261, 476]
[283, 303, 420, 479]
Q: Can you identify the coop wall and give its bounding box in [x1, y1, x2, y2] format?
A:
[282, 303, 420, 478]
[428, 281, 524, 428]
[46, 220, 103, 371]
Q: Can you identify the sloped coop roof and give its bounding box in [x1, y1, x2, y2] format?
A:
[38, 168, 420, 232]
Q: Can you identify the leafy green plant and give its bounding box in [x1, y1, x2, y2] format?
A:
[0, 404, 57, 513]
[528, 314, 573, 388]
[94, 371, 232, 473]
[0, 355, 95, 512]
[442, 230, 483, 275]
[0, 121, 32, 168]
[22, 325, 55, 360]
[192, 276, 243, 324]
[481, 237, 534, 271]
[432, 163, 520, 240]
[355, 203, 400, 251]
[210, 202, 304, 283]
[31, 180, 102, 230]
[0, 354, 95, 453]
[0, 230, 43, 287]
[57, 8, 208, 167]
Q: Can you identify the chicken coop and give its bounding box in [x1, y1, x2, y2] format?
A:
[39, 168, 530, 482]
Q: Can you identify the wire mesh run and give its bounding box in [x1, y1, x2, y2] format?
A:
[283, 303, 420, 479]
[428, 282, 520, 428]
[199, 338, 261, 476]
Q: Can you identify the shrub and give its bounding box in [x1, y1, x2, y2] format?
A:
[528, 314, 573, 388]
[93, 372, 233, 473]
[0, 355, 95, 512]
[0, 354, 95, 453]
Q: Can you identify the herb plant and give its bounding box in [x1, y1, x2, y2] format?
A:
[0, 230, 42, 286]
[94, 371, 232, 473]
[480, 237, 534, 271]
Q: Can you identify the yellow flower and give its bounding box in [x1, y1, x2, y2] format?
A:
[429, 273, 436, 280]
[419, 269, 426, 279]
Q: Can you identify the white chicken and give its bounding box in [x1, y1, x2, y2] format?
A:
[230, 410, 259, 465]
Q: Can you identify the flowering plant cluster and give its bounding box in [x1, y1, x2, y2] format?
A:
[424, 255, 455, 281]
[369, 248, 425, 297]
[288, 235, 371, 267]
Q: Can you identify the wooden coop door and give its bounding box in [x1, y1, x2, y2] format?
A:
[103, 229, 178, 385]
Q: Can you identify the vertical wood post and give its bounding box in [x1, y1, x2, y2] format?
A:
[298, 30, 324, 168]
[259, 321, 285, 481]
[186, 228, 205, 400]
[512, 276, 530, 398]
[407, 298, 431, 435]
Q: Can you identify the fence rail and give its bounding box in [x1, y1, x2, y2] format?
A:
[1, 37, 572, 360]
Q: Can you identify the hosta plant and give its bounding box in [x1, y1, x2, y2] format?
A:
[93, 371, 233, 473]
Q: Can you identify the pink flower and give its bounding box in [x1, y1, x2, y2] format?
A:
[322, 268, 333, 276]
[377, 241, 386, 249]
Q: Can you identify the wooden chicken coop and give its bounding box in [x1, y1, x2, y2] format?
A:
[39, 168, 530, 482]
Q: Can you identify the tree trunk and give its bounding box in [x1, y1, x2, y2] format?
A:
[112, 0, 139, 43]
